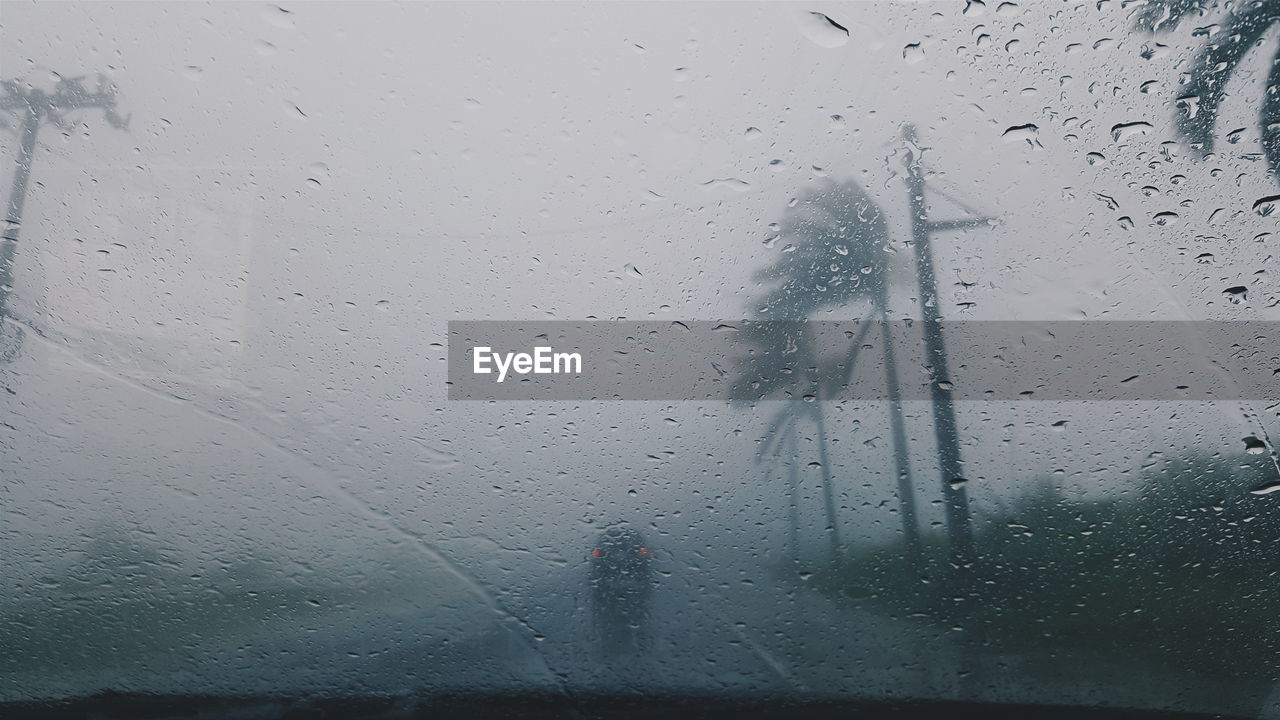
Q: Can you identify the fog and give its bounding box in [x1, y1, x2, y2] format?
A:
[3, 1, 1280, 715]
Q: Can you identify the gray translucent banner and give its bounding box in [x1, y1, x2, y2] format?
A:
[447, 321, 1280, 402]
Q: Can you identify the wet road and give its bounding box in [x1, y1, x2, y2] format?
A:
[2, 331, 1271, 717]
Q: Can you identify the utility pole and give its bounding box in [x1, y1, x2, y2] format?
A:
[901, 124, 992, 568]
[877, 307, 921, 564]
[0, 76, 126, 355]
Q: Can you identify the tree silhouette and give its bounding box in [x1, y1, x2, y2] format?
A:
[734, 178, 920, 560]
[1138, 0, 1280, 181]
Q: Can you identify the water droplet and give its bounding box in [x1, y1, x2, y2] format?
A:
[798, 11, 849, 48]
[1249, 480, 1280, 495]
[1110, 121, 1153, 142]
[1176, 94, 1199, 118]
[701, 178, 751, 192]
[1002, 123, 1040, 148]
[1252, 194, 1279, 216]
[1223, 286, 1248, 303]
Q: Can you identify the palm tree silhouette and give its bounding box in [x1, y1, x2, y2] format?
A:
[734, 178, 921, 561]
[1138, 0, 1280, 181]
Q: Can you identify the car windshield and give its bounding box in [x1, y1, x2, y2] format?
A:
[4, 1, 1280, 718]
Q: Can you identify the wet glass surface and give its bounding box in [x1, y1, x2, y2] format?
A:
[3, 1, 1280, 717]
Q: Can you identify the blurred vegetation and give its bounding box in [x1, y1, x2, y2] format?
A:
[0, 523, 433, 675]
[809, 450, 1280, 681]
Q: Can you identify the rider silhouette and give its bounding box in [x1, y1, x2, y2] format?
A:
[588, 525, 654, 656]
